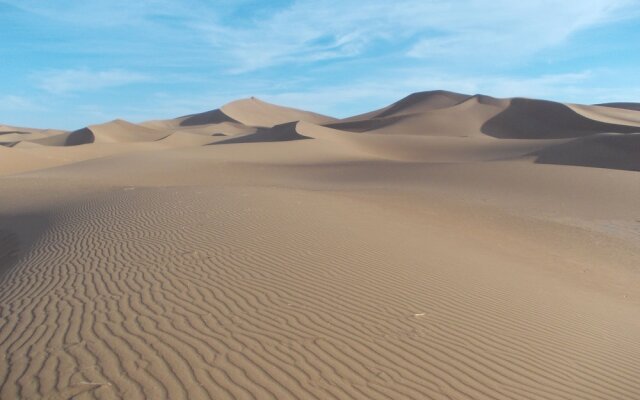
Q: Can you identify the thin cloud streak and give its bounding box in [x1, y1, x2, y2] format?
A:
[32, 69, 151, 94]
[199, 0, 635, 72]
[5, 0, 634, 72]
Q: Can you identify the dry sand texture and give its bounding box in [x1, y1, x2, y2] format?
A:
[1, 92, 640, 399]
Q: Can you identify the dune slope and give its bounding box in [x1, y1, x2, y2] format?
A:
[482, 98, 640, 138]
[221, 97, 338, 127]
[533, 133, 640, 171]
[1, 179, 639, 400]
[328, 92, 640, 139]
[65, 119, 170, 146]
[1, 91, 639, 400]
[597, 102, 640, 111]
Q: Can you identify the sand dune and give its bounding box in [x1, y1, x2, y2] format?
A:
[214, 121, 311, 144]
[325, 91, 493, 134]
[570, 104, 640, 126]
[141, 97, 336, 137]
[26, 131, 77, 146]
[533, 133, 640, 171]
[221, 97, 338, 127]
[0, 124, 67, 147]
[143, 109, 255, 137]
[483, 98, 640, 138]
[178, 108, 241, 126]
[337, 90, 472, 122]
[327, 92, 640, 139]
[597, 102, 640, 111]
[64, 119, 170, 146]
[0, 124, 66, 137]
[0, 131, 48, 144]
[1, 91, 639, 399]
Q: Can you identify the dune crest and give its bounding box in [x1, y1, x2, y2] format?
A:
[596, 102, 640, 111]
[64, 119, 170, 146]
[326, 91, 640, 142]
[482, 98, 640, 138]
[221, 97, 338, 127]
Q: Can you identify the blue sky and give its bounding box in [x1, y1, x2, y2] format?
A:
[1, 0, 639, 129]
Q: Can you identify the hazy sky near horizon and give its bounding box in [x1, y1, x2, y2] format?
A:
[1, 0, 639, 129]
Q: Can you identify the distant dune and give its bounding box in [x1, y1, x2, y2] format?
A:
[597, 102, 640, 111]
[327, 91, 640, 141]
[64, 119, 170, 145]
[220, 97, 338, 127]
[533, 132, 640, 171]
[1, 91, 639, 399]
[4, 90, 638, 170]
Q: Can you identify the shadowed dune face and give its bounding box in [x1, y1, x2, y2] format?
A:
[0, 210, 52, 279]
[212, 122, 311, 144]
[326, 95, 506, 137]
[178, 109, 240, 126]
[65, 127, 96, 145]
[534, 133, 640, 171]
[1, 91, 639, 171]
[63, 120, 171, 146]
[0, 229, 19, 276]
[482, 98, 640, 138]
[328, 94, 640, 144]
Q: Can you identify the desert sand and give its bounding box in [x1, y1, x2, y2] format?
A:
[1, 91, 639, 399]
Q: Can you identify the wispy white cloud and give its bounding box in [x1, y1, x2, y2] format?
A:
[0, 95, 36, 110]
[0, 0, 201, 26]
[406, 0, 632, 60]
[199, 0, 636, 72]
[4, 0, 636, 72]
[33, 69, 150, 94]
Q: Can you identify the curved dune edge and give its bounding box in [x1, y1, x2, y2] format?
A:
[327, 94, 640, 139]
[221, 97, 338, 127]
[597, 102, 640, 111]
[569, 104, 640, 126]
[212, 121, 311, 144]
[482, 98, 640, 139]
[64, 120, 171, 146]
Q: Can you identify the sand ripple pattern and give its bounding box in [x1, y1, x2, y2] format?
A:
[1, 187, 639, 399]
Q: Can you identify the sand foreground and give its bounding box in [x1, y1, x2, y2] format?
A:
[1, 92, 639, 399]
